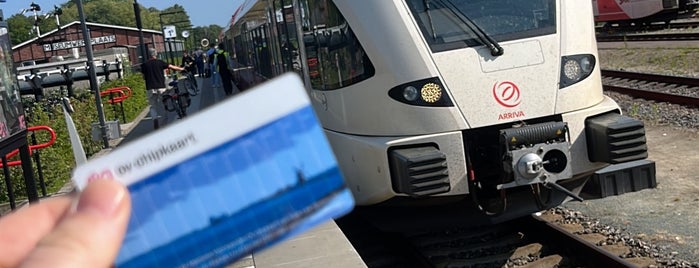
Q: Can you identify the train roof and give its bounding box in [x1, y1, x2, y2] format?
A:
[222, 0, 274, 36]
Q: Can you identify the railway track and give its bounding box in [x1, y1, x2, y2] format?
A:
[601, 69, 699, 107]
[596, 32, 699, 42]
[338, 208, 660, 268]
[596, 20, 699, 33]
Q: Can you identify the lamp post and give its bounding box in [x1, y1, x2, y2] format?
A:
[133, 0, 147, 65]
[76, 0, 110, 149]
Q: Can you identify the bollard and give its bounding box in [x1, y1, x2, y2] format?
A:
[30, 132, 47, 197]
[2, 156, 15, 209]
[102, 60, 111, 82]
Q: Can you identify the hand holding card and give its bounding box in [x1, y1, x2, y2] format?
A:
[72, 73, 355, 268]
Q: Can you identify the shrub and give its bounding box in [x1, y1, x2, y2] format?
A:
[0, 73, 148, 203]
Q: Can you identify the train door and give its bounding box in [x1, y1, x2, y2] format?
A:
[253, 26, 274, 78]
[273, 0, 303, 76]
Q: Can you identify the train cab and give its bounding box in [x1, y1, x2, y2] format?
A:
[221, 0, 654, 221]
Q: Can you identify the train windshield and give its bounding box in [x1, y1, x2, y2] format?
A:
[405, 0, 556, 52]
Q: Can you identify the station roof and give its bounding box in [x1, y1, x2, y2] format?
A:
[12, 21, 163, 51]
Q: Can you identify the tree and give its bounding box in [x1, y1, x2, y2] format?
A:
[6, 0, 196, 47]
[7, 14, 34, 45]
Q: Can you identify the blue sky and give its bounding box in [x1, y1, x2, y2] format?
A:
[0, 0, 244, 27]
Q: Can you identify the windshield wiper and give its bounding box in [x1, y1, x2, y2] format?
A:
[432, 0, 504, 56]
[423, 0, 437, 40]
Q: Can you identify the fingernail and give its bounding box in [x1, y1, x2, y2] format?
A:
[76, 179, 127, 218]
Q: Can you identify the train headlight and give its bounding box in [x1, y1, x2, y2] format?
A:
[388, 77, 453, 107]
[563, 60, 582, 81]
[580, 57, 593, 73]
[421, 83, 442, 103]
[403, 86, 419, 101]
[560, 54, 596, 89]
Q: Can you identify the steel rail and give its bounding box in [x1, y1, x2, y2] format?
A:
[527, 215, 637, 268]
[603, 85, 699, 107]
[602, 69, 699, 87]
[601, 70, 699, 107]
[597, 32, 699, 42]
[596, 21, 699, 32]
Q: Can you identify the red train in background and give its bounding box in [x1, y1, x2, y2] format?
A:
[593, 0, 698, 26]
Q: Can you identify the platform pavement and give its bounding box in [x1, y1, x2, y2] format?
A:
[64, 74, 366, 267]
[232, 220, 367, 268]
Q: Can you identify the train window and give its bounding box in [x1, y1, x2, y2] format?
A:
[405, 0, 556, 52]
[301, 0, 374, 91]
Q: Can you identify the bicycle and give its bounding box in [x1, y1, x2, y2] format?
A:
[180, 65, 199, 96]
[162, 73, 192, 119]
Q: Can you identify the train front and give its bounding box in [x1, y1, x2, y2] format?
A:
[317, 0, 654, 220]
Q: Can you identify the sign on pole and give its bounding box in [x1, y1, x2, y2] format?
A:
[163, 25, 177, 39]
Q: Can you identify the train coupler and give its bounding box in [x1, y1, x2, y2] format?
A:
[498, 121, 572, 189]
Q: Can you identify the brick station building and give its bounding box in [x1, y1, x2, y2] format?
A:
[11, 21, 165, 67]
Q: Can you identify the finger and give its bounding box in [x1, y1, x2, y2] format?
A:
[21, 180, 131, 268]
[0, 196, 73, 268]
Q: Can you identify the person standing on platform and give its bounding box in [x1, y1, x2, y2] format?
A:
[194, 49, 205, 76]
[213, 43, 235, 96]
[207, 44, 221, 88]
[181, 51, 195, 74]
[141, 48, 185, 129]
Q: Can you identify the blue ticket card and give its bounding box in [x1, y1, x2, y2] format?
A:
[72, 73, 355, 268]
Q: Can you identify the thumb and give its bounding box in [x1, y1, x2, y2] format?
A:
[21, 179, 131, 268]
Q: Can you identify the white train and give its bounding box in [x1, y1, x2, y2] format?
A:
[220, 0, 654, 221]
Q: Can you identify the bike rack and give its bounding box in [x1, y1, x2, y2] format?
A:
[0, 125, 57, 200]
[100, 86, 132, 123]
[0, 126, 56, 168]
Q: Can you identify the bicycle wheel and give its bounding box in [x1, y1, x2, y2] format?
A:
[188, 73, 199, 90]
[182, 78, 198, 96]
[162, 95, 177, 112]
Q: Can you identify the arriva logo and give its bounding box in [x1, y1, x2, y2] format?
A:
[492, 81, 521, 108]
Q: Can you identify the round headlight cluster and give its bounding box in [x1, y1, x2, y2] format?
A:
[390, 78, 453, 107]
[560, 54, 596, 89]
[563, 59, 582, 81]
[421, 83, 442, 103]
[402, 83, 442, 103]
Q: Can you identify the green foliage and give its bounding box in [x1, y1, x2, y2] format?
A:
[598, 48, 699, 77]
[0, 73, 148, 203]
[100, 74, 149, 123]
[6, 14, 34, 46]
[628, 103, 640, 117]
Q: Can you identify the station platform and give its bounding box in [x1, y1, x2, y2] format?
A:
[100, 74, 366, 268]
[228, 220, 366, 268]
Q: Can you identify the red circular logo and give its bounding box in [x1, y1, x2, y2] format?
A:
[492, 81, 521, 108]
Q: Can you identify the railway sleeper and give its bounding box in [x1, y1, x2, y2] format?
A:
[422, 233, 528, 259]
